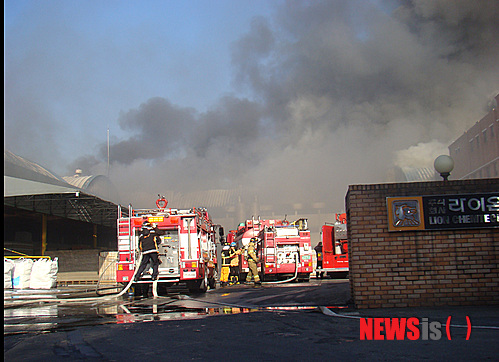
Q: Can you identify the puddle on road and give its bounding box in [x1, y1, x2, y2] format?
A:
[5, 300, 342, 334]
[4, 296, 260, 335]
[4, 288, 346, 335]
[109, 304, 258, 324]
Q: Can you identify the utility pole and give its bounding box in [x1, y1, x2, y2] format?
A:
[107, 127, 110, 177]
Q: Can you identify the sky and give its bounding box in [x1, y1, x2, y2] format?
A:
[4, 0, 499, 216]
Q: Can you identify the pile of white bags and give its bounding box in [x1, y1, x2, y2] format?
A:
[4, 258, 15, 289]
[4, 257, 58, 289]
[29, 258, 59, 289]
[12, 258, 33, 289]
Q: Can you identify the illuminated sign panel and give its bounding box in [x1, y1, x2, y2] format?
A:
[148, 216, 164, 223]
[387, 193, 499, 232]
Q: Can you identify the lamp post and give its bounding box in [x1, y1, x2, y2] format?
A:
[434, 155, 454, 181]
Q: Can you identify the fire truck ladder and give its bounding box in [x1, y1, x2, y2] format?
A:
[117, 205, 133, 263]
[252, 216, 262, 237]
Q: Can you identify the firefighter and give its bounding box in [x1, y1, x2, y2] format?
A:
[134, 222, 161, 282]
[202, 251, 216, 289]
[245, 237, 261, 286]
[228, 242, 241, 285]
[314, 241, 324, 279]
[220, 244, 231, 287]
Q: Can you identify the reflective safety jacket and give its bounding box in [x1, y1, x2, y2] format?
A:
[221, 248, 231, 267]
[139, 233, 159, 255]
[229, 247, 240, 267]
[247, 242, 258, 263]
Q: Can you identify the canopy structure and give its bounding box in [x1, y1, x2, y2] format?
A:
[4, 150, 125, 255]
[4, 190, 122, 228]
[4, 150, 124, 228]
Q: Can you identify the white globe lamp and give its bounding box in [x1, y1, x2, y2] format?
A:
[434, 155, 454, 181]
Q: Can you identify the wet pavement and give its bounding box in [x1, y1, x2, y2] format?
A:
[4, 279, 350, 334]
[4, 279, 499, 361]
[4, 285, 236, 335]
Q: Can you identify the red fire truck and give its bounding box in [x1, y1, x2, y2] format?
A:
[116, 197, 222, 293]
[230, 217, 314, 282]
[316, 213, 349, 277]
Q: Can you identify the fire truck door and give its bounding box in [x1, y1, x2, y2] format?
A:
[157, 230, 180, 275]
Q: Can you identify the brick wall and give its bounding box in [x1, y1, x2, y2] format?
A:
[47, 249, 100, 272]
[346, 178, 499, 309]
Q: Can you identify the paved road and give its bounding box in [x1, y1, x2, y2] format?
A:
[4, 280, 499, 361]
[4, 279, 351, 333]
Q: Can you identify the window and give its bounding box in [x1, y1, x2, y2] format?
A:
[483, 129, 487, 143]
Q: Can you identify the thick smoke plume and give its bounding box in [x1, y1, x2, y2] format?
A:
[10, 1, 499, 220]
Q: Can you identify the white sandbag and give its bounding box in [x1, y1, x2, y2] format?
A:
[12, 258, 34, 289]
[29, 258, 58, 289]
[4, 258, 15, 289]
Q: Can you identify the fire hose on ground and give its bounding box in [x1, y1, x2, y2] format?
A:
[101, 252, 160, 298]
[95, 253, 143, 297]
[6, 253, 299, 308]
[95, 254, 121, 296]
[114, 253, 160, 298]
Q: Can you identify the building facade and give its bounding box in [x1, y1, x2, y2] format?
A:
[449, 94, 499, 179]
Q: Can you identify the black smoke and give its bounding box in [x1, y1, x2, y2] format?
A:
[67, 0, 499, 214]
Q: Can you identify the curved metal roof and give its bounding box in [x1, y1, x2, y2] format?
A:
[62, 174, 96, 189]
[63, 174, 121, 204]
[400, 167, 437, 182]
[4, 149, 71, 188]
[4, 150, 122, 227]
[163, 188, 253, 209]
[4, 150, 120, 204]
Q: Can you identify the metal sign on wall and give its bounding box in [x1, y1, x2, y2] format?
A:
[387, 193, 499, 232]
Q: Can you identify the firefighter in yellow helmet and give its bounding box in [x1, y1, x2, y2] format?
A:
[220, 244, 231, 287]
[245, 237, 261, 286]
[228, 242, 241, 285]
